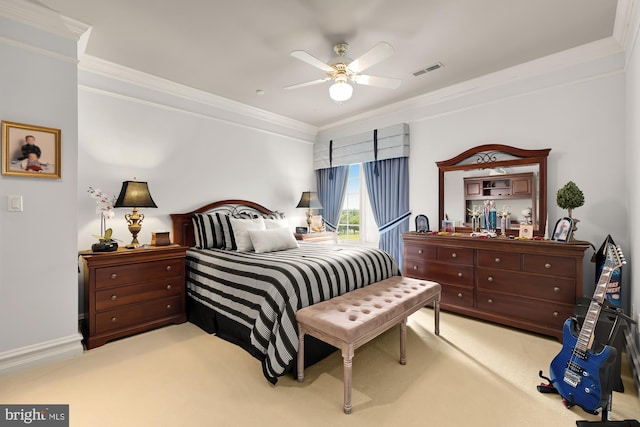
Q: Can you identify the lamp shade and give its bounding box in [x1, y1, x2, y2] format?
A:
[114, 180, 158, 208]
[296, 191, 323, 209]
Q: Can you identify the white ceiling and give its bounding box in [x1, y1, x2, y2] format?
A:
[32, 0, 618, 128]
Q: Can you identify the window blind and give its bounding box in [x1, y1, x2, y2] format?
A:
[313, 123, 410, 170]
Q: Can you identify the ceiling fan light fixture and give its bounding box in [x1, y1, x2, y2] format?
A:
[329, 81, 353, 103]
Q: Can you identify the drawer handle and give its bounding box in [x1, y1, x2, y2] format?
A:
[545, 263, 552, 269]
[553, 311, 559, 317]
[451, 253, 457, 258]
[110, 273, 117, 279]
[553, 286, 561, 293]
[418, 249, 423, 254]
[488, 276, 494, 282]
[457, 293, 463, 298]
[413, 265, 418, 270]
[166, 265, 172, 271]
[111, 317, 117, 323]
[110, 295, 117, 301]
[166, 304, 172, 310]
[457, 272, 463, 277]
[487, 299, 494, 304]
[494, 257, 501, 263]
[166, 284, 172, 290]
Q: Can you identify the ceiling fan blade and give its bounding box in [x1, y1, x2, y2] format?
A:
[347, 42, 394, 73]
[290, 50, 335, 72]
[284, 77, 331, 90]
[352, 74, 401, 89]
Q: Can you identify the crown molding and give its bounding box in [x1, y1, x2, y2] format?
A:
[0, 0, 90, 40]
[79, 54, 318, 142]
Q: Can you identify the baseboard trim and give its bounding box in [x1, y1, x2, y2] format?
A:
[0, 333, 84, 376]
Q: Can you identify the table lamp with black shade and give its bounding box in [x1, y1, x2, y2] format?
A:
[114, 179, 157, 248]
[296, 191, 323, 233]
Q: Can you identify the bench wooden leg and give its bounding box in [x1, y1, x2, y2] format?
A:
[297, 330, 305, 382]
[342, 348, 354, 414]
[399, 318, 407, 365]
[434, 298, 440, 336]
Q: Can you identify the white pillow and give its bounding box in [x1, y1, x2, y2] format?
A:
[248, 227, 300, 253]
[229, 216, 266, 252]
[264, 218, 289, 229]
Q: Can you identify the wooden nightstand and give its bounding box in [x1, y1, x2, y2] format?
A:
[80, 245, 188, 349]
[294, 231, 338, 244]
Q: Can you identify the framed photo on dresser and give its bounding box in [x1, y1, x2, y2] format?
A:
[551, 217, 573, 242]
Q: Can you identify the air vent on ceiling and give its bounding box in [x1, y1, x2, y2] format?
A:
[412, 62, 444, 77]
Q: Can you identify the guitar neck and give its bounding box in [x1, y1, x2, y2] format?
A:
[575, 268, 612, 353]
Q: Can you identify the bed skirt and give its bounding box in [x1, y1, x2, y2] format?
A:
[186, 296, 338, 379]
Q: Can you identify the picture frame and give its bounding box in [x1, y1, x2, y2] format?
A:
[2, 121, 61, 179]
[310, 215, 324, 233]
[551, 217, 573, 242]
[441, 220, 455, 233]
[415, 214, 430, 233]
[519, 223, 533, 239]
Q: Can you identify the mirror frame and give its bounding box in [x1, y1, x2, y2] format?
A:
[436, 144, 551, 236]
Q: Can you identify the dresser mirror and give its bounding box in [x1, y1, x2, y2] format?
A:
[437, 145, 551, 236]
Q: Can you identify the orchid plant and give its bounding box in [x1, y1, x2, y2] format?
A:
[88, 187, 116, 242]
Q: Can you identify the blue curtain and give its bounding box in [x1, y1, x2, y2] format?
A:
[316, 166, 349, 232]
[363, 157, 410, 271]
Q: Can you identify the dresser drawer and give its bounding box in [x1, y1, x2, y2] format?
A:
[477, 291, 571, 329]
[476, 269, 576, 304]
[95, 295, 182, 334]
[95, 279, 183, 311]
[423, 262, 474, 286]
[437, 246, 473, 265]
[95, 258, 184, 289]
[477, 250, 520, 271]
[404, 243, 437, 260]
[522, 254, 575, 278]
[441, 284, 474, 308]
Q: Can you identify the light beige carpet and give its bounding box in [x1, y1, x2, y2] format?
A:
[1, 310, 638, 427]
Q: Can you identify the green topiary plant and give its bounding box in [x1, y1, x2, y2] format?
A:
[556, 181, 585, 218]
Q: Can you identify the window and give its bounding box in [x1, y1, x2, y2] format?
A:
[337, 164, 379, 244]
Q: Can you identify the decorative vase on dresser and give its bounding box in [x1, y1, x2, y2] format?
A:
[402, 232, 590, 340]
[80, 245, 188, 349]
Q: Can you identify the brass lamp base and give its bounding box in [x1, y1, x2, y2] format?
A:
[124, 208, 145, 248]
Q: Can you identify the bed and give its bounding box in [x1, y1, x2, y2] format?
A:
[171, 200, 400, 384]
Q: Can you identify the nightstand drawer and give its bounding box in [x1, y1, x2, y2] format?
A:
[95, 295, 182, 334]
[95, 279, 183, 311]
[94, 258, 184, 289]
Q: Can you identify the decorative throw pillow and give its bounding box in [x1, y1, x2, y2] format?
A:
[264, 218, 289, 229]
[248, 227, 299, 253]
[192, 213, 224, 249]
[229, 216, 266, 251]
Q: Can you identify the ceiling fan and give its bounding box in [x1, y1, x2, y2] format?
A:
[284, 42, 402, 103]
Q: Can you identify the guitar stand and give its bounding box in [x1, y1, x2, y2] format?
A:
[537, 303, 638, 427]
[574, 304, 638, 427]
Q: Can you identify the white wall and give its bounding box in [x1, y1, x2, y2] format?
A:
[626, 1, 640, 333]
[0, 10, 84, 372]
[318, 49, 629, 309]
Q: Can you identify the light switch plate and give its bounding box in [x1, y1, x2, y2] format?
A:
[8, 195, 23, 212]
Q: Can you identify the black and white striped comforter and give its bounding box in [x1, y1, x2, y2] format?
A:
[185, 243, 399, 384]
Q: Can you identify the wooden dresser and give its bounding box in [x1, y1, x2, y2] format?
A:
[402, 232, 590, 339]
[80, 245, 188, 349]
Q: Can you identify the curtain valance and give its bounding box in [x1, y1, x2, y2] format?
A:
[313, 123, 410, 170]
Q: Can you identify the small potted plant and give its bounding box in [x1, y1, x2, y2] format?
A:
[88, 187, 119, 252]
[556, 181, 585, 239]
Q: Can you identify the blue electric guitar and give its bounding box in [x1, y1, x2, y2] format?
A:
[549, 239, 625, 414]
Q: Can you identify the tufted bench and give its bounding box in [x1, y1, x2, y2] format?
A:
[296, 275, 441, 414]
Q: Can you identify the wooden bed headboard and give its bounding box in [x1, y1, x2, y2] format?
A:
[170, 199, 277, 247]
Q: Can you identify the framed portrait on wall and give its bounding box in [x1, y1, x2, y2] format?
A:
[2, 121, 61, 179]
[551, 217, 573, 242]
